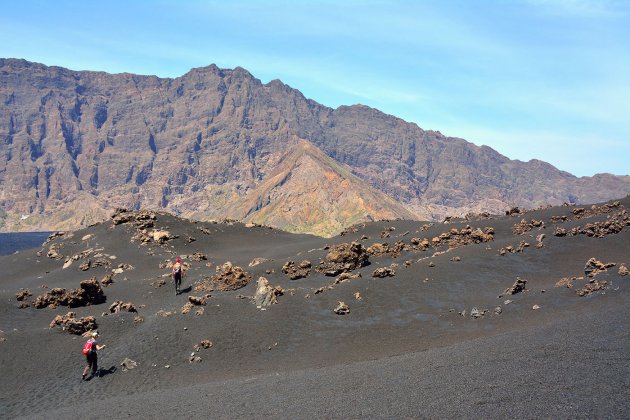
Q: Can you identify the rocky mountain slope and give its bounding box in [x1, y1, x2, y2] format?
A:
[1, 58, 629, 235]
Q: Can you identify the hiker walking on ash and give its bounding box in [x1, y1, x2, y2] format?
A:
[172, 257, 185, 295]
[82, 331, 105, 381]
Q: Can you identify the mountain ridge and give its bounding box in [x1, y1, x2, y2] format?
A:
[1, 58, 629, 235]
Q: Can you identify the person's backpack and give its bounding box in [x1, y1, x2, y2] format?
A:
[82, 339, 94, 355]
[173, 263, 182, 274]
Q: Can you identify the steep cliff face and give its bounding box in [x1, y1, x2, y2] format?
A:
[1, 59, 629, 235]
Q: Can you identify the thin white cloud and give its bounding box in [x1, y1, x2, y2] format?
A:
[524, 0, 629, 17]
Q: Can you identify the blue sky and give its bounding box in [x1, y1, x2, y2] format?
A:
[1, 0, 628, 176]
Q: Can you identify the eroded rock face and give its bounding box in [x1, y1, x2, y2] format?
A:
[34, 277, 105, 308]
[2, 59, 630, 235]
[317, 242, 369, 276]
[253, 277, 284, 308]
[281, 260, 311, 280]
[49, 312, 97, 335]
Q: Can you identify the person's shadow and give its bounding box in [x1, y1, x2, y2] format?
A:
[180, 285, 192, 294]
[96, 366, 117, 378]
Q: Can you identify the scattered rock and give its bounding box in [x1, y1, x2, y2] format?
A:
[619, 264, 629, 276]
[196, 339, 213, 350]
[49, 312, 97, 335]
[554, 227, 567, 237]
[334, 301, 350, 315]
[133, 316, 144, 325]
[282, 260, 312, 280]
[367, 241, 407, 258]
[317, 242, 369, 276]
[189, 356, 202, 363]
[79, 260, 92, 271]
[194, 262, 252, 292]
[188, 295, 211, 306]
[335, 272, 361, 284]
[450, 256, 461, 262]
[506, 207, 521, 216]
[576, 280, 608, 297]
[253, 277, 284, 308]
[584, 258, 615, 277]
[555, 277, 578, 288]
[156, 310, 174, 317]
[249, 257, 270, 267]
[471, 307, 488, 319]
[120, 358, 138, 371]
[493, 306, 502, 315]
[515, 241, 530, 253]
[354, 292, 363, 301]
[109, 300, 137, 313]
[181, 302, 194, 314]
[500, 277, 527, 297]
[47, 243, 63, 260]
[188, 252, 207, 261]
[101, 274, 114, 287]
[15, 289, 31, 301]
[372, 267, 396, 278]
[33, 277, 105, 309]
[45, 231, 65, 243]
[532, 304, 541, 310]
[198, 227, 212, 235]
[152, 230, 172, 244]
[512, 219, 545, 235]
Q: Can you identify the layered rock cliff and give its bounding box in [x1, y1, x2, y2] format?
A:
[1, 58, 629, 235]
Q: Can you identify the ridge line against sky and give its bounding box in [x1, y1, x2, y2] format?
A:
[1, 0, 628, 177]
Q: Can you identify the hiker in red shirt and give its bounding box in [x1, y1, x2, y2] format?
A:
[82, 331, 105, 381]
[172, 257, 185, 295]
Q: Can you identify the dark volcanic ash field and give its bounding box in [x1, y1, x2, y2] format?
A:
[1, 198, 629, 419]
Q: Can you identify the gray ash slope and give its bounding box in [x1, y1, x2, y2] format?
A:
[0, 197, 629, 418]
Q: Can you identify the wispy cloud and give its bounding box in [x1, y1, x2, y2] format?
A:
[524, 0, 629, 17]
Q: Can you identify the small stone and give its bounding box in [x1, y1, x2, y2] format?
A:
[532, 304, 540, 310]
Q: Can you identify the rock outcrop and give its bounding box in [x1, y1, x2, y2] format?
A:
[253, 277, 284, 308]
[49, 312, 97, 335]
[281, 260, 312, 280]
[194, 262, 252, 292]
[317, 242, 369, 276]
[34, 277, 105, 308]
